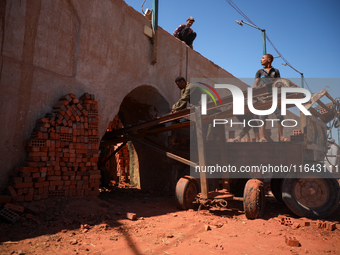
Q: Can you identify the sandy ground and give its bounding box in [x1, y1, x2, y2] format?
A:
[0, 186, 339, 255]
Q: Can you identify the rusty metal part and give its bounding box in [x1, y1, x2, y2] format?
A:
[128, 136, 196, 167]
[294, 178, 329, 208]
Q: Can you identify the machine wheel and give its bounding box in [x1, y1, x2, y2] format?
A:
[175, 176, 199, 210]
[282, 172, 340, 219]
[243, 179, 265, 219]
[270, 178, 284, 203]
[100, 167, 110, 187]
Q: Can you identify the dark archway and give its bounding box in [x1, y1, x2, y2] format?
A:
[103, 85, 186, 194]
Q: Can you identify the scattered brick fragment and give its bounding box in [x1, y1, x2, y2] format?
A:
[0, 195, 12, 204]
[126, 212, 137, 220]
[285, 236, 300, 247]
[205, 225, 211, 231]
[303, 221, 311, 227]
[292, 223, 300, 229]
[4, 203, 25, 213]
[6, 186, 18, 200]
[0, 208, 20, 223]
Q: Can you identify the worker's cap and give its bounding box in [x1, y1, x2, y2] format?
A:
[187, 16, 195, 22]
[328, 138, 335, 144]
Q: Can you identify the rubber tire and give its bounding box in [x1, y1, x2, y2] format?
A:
[270, 178, 284, 203]
[100, 167, 110, 187]
[175, 176, 199, 210]
[243, 179, 265, 219]
[282, 172, 340, 219]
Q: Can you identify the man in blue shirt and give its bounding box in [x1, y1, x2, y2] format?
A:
[254, 54, 289, 142]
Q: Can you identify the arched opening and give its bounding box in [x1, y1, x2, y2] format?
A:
[100, 85, 186, 194]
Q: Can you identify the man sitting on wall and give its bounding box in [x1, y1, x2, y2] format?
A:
[173, 16, 197, 49]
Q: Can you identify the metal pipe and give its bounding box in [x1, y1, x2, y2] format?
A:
[262, 30, 266, 55]
[152, 0, 158, 31]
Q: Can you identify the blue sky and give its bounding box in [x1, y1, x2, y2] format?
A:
[125, 0, 340, 139]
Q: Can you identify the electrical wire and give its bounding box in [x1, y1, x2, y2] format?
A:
[141, 0, 147, 14]
[303, 79, 313, 93]
[226, 0, 305, 87]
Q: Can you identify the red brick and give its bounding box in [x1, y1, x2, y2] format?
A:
[90, 183, 100, 188]
[41, 147, 48, 152]
[6, 186, 18, 200]
[90, 175, 101, 179]
[40, 167, 47, 173]
[4, 203, 25, 213]
[34, 181, 49, 188]
[0, 195, 12, 204]
[28, 188, 34, 195]
[16, 196, 25, 202]
[25, 195, 33, 201]
[24, 177, 33, 183]
[126, 212, 137, 220]
[13, 182, 33, 189]
[47, 176, 62, 181]
[35, 177, 46, 182]
[32, 172, 40, 179]
[49, 186, 56, 191]
[10, 177, 23, 184]
[26, 147, 40, 152]
[20, 167, 39, 173]
[285, 236, 299, 247]
[34, 195, 42, 201]
[50, 180, 64, 186]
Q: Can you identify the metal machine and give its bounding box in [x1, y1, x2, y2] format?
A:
[101, 80, 340, 219]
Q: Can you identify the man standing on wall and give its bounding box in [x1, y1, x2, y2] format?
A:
[173, 17, 197, 49]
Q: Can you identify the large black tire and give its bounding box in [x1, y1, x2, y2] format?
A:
[175, 176, 199, 210]
[243, 179, 265, 219]
[282, 172, 340, 219]
[270, 178, 284, 203]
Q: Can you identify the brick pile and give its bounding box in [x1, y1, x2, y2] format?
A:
[115, 144, 130, 181]
[8, 93, 100, 202]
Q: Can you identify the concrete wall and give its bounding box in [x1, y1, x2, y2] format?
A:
[0, 0, 246, 190]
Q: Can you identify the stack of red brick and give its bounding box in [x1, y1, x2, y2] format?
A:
[115, 145, 130, 181]
[107, 115, 123, 131]
[8, 93, 100, 202]
[105, 115, 130, 182]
